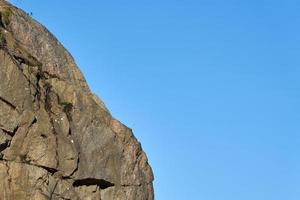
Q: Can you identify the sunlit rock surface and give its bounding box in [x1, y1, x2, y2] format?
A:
[0, 1, 154, 199]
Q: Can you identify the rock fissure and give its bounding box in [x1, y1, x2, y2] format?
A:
[1, 44, 41, 94]
[43, 86, 61, 170]
[4, 161, 11, 190]
[0, 139, 9, 152]
[0, 96, 17, 111]
[0, 12, 5, 28]
[120, 182, 153, 188]
[1, 158, 57, 175]
[0, 125, 19, 137]
[67, 150, 80, 178]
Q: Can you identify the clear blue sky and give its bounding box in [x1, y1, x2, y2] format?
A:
[11, 0, 300, 199]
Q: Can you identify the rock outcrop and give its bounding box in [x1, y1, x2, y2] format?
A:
[0, 1, 154, 199]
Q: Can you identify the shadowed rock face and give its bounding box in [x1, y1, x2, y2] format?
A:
[0, 1, 154, 199]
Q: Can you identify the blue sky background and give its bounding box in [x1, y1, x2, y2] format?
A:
[11, 0, 300, 199]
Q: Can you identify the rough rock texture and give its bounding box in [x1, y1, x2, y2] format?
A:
[0, 1, 154, 199]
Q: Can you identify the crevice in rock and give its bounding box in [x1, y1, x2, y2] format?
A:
[43, 86, 61, 171]
[13, 54, 27, 66]
[0, 139, 10, 152]
[0, 158, 58, 175]
[0, 45, 41, 93]
[0, 13, 5, 28]
[43, 71, 60, 80]
[4, 161, 11, 190]
[0, 28, 43, 101]
[67, 150, 80, 178]
[72, 178, 114, 190]
[12, 54, 41, 67]
[44, 83, 53, 113]
[121, 183, 142, 187]
[120, 180, 153, 188]
[37, 165, 58, 175]
[28, 117, 37, 128]
[0, 96, 17, 110]
[0, 126, 15, 156]
[0, 125, 19, 137]
[19, 114, 37, 142]
[68, 128, 71, 136]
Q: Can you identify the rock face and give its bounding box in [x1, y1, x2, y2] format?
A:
[0, 1, 154, 199]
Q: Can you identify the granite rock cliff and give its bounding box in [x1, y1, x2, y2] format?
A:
[0, 1, 154, 199]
